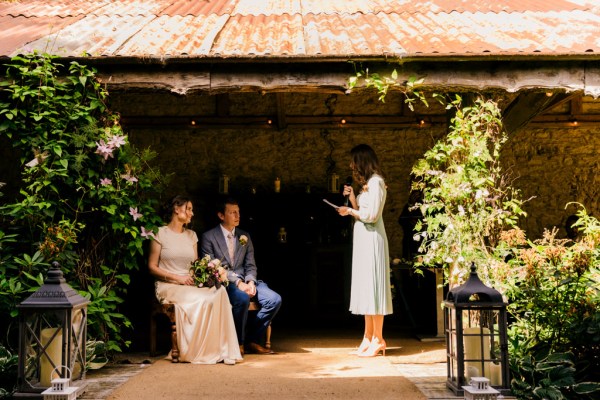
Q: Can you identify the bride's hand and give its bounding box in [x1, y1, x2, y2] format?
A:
[177, 274, 194, 286]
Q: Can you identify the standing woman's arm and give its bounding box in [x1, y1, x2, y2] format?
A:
[350, 176, 385, 223]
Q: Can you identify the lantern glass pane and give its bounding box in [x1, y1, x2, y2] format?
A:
[69, 309, 86, 380]
[22, 311, 65, 388]
[450, 357, 457, 383]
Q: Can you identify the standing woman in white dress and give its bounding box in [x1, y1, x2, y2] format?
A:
[148, 195, 242, 364]
[339, 144, 393, 357]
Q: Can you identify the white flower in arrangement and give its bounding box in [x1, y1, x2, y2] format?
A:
[413, 233, 421, 242]
[457, 256, 465, 263]
[445, 256, 454, 263]
[208, 258, 222, 268]
[431, 241, 439, 250]
[239, 235, 248, 246]
[475, 189, 490, 200]
[458, 205, 465, 216]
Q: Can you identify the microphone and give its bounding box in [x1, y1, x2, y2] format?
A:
[343, 176, 353, 206]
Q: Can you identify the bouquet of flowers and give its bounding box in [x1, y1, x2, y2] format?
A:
[190, 255, 229, 289]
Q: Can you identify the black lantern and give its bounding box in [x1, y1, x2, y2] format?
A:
[444, 263, 510, 396]
[15, 262, 89, 398]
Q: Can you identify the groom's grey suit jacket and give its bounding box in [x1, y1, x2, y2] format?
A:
[200, 226, 258, 285]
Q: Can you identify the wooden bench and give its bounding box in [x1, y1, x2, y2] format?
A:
[150, 302, 178, 361]
[150, 299, 271, 362]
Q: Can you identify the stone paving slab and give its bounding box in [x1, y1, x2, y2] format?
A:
[79, 364, 150, 400]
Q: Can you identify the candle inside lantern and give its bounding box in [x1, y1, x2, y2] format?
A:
[40, 328, 62, 387]
[465, 363, 479, 380]
[274, 177, 281, 193]
[463, 327, 490, 361]
[488, 362, 502, 385]
[463, 326, 490, 381]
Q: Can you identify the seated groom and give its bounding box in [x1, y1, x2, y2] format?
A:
[201, 197, 282, 355]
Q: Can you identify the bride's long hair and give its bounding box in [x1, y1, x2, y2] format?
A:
[350, 144, 384, 187]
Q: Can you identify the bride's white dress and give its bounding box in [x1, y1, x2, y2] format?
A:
[349, 175, 393, 315]
[154, 226, 241, 364]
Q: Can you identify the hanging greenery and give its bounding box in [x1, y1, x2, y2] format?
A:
[0, 52, 170, 354]
[410, 95, 527, 286]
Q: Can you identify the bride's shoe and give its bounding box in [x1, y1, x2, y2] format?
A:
[348, 337, 371, 355]
[358, 338, 386, 357]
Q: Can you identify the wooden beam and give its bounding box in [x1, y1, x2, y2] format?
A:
[502, 92, 576, 134]
[570, 95, 583, 115]
[276, 93, 287, 129]
[99, 62, 595, 96]
[216, 94, 230, 117]
[120, 114, 447, 129]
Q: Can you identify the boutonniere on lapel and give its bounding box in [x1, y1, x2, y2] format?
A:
[239, 235, 248, 246]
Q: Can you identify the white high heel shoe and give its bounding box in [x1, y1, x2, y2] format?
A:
[358, 337, 386, 357]
[349, 337, 371, 355]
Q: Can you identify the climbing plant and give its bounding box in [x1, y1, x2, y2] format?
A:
[410, 95, 527, 286]
[0, 52, 169, 354]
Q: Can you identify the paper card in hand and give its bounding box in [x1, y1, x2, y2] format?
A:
[322, 199, 340, 209]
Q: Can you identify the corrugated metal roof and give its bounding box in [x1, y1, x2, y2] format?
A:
[1, 0, 599, 59]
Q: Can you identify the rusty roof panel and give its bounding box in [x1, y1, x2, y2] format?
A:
[160, 0, 239, 16]
[1, 0, 600, 59]
[233, 0, 301, 15]
[0, 0, 106, 17]
[231, 0, 592, 15]
[304, 13, 406, 56]
[18, 14, 156, 57]
[394, 10, 600, 54]
[408, 0, 591, 13]
[117, 14, 230, 56]
[0, 15, 82, 55]
[211, 13, 305, 56]
[93, 0, 173, 17]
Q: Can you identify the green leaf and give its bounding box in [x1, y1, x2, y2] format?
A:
[532, 386, 565, 400]
[573, 382, 600, 394]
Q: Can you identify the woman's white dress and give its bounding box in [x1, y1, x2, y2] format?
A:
[349, 175, 393, 315]
[154, 226, 242, 364]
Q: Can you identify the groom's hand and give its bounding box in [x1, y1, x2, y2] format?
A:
[238, 281, 255, 297]
[248, 281, 257, 297]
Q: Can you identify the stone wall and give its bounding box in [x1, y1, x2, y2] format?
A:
[2, 90, 598, 258]
[501, 127, 600, 237]
[128, 124, 600, 257]
[128, 124, 445, 258]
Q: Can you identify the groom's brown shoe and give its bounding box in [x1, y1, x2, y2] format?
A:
[239, 345, 245, 356]
[246, 342, 275, 354]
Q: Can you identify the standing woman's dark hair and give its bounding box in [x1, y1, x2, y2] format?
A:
[162, 195, 193, 223]
[350, 144, 384, 186]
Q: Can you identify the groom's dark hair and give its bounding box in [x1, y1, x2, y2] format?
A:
[217, 196, 239, 214]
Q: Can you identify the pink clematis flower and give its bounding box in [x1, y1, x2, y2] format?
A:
[95, 139, 114, 160]
[108, 134, 127, 148]
[121, 173, 138, 183]
[100, 178, 112, 186]
[129, 207, 142, 221]
[141, 226, 155, 239]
